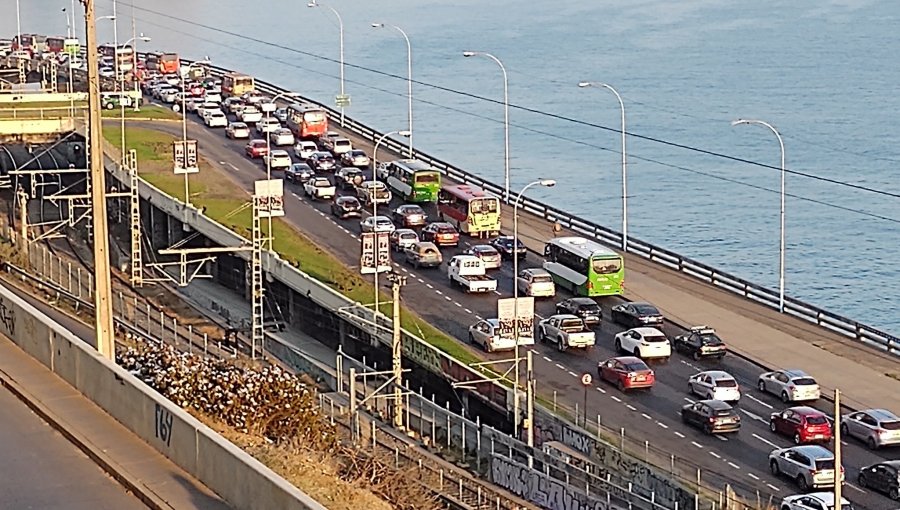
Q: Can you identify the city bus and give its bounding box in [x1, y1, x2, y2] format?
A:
[46, 36, 65, 54]
[379, 159, 442, 204]
[146, 52, 180, 74]
[221, 72, 255, 98]
[437, 183, 501, 237]
[542, 237, 624, 297]
[285, 103, 328, 139]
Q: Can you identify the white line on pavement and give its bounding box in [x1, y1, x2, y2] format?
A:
[752, 433, 780, 448]
[493, 290, 501, 296]
[747, 395, 773, 409]
[543, 356, 552, 362]
[684, 397, 695, 404]
[555, 363, 566, 370]
[641, 413, 652, 420]
[657, 422, 668, 429]
[740, 409, 768, 424]
[715, 434, 728, 441]
[568, 371, 578, 377]
[596, 387, 606, 394]
[455, 302, 462, 307]
[748, 473, 760, 481]
[626, 404, 637, 411]
[709, 451, 721, 459]
[445, 296, 452, 301]
[610, 396, 622, 403]
[845, 483, 866, 494]
[435, 290, 443, 295]
[426, 283, 433, 289]
[228, 163, 241, 172]
[464, 308, 472, 314]
[728, 462, 740, 470]
[691, 441, 703, 449]
[674, 431, 685, 438]
[766, 484, 780, 492]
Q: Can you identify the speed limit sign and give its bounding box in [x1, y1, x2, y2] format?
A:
[581, 373, 593, 386]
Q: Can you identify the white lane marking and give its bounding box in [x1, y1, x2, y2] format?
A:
[641, 413, 652, 420]
[543, 356, 552, 362]
[728, 462, 740, 470]
[493, 290, 501, 296]
[766, 484, 780, 492]
[455, 302, 462, 307]
[436, 290, 444, 295]
[567, 371, 578, 377]
[400, 267, 408, 273]
[657, 422, 668, 429]
[464, 308, 472, 314]
[740, 409, 768, 424]
[748, 473, 760, 481]
[715, 434, 728, 441]
[476, 315, 483, 320]
[747, 395, 773, 409]
[626, 404, 637, 411]
[228, 163, 241, 172]
[680, 360, 700, 371]
[691, 441, 703, 449]
[425, 283, 433, 289]
[445, 296, 452, 302]
[596, 387, 606, 394]
[845, 483, 866, 494]
[610, 396, 622, 403]
[709, 451, 721, 459]
[684, 397, 695, 404]
[416, 278, 425, 283]
[674, 431, 685, 438]
[291, 192, 301, 199]
[752, 433, 780, 448]
[555, 363, 566, 370]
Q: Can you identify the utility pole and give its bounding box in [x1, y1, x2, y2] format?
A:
[17, 187, 28, 263]
[833, 389, 842, 509]
[82, 0, 116, 360]
[389, 272, 407, 430]
[526, 350, 534, 448]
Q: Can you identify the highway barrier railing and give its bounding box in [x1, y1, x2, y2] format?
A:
[157, 57, 899, 358]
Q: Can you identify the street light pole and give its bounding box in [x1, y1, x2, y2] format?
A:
[178, 60, 210, 206]
[372, 130, 411, 320]
[463, 51, 510, 203]
[371, 23, 413, 158]
[263, 92, 299, 238]
[579, 81, 628, 252]
[308, 1, 344, 127]
[732, 118, 786, 313]
[513, 179, 556, 439]
[118, 35, 150, 166]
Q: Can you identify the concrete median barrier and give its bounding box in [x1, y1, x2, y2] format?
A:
[0, 281, 327, 510]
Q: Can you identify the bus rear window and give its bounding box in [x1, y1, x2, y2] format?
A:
[470, 198, 498, 214]
[591, 258, 621, 274]
[303, 112, 326, 123]
[415, 172, 439, 184]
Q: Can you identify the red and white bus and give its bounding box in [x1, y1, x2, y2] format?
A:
[146, 52, 179, 74]
[46, 36, 65, 54]
[438, 184, 502, 238]
[285, 103, 328, 139]
[12, 34, 46, 56]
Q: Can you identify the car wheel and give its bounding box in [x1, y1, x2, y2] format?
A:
[703, 423, 713, 435]
[615, 339, 622, 353]
[840, 423, 849, 436]
[770, 460, 780, 476]
[692, 351, 701, 361]
[781, 391, 790, 404]
[557, 337, 566, 352]
[769, 420, 777, 433]
[616, 379, 625, 392]
[467, 333, 475, 345]
[796, 475, 809, 491]
[758, 380, 766, 392]
[634, 348, 642, 358]
[793, 433, 802, 445]
[867, 437, 878, 450]
[857, 473, 867, 488]
[538, 328, 546, 343]
[889, 487, 899, 500]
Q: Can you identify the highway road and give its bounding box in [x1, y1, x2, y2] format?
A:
[0, 384, 147, 510]
[129, 107, 898, 510]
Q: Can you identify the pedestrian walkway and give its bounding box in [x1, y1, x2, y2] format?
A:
[0, 336, 231, 510]
[505, 207, 900, 412]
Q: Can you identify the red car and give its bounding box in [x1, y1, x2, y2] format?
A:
[421, 222, 460, 247]
[245, 139, 269, 159]
[769, 406, 833, 445]
[597, 356, 655, 391]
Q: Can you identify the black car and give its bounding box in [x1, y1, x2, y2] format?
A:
[285, 163, 315, 184]
[392, 204, 428, 228]
[555, 297, 602, 328]
[858, 461, 900, 499]
[610, 302, 664, 328]
[330, 196, 362, 219]
[307, 151, 336, 172]
[335, 167, 364, 189]
[681, 400, 741, 435]
[490, 235, 526, 260]
[673, 326, 727, 361]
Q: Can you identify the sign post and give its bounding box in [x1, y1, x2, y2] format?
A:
[497, 297, 535, 342]
[360, 232, 391, 275]
[172, 140, 199, 175]
[581, 373, 592, 428]
[335, 94, 351, 108]
[253, 179, 285, 218]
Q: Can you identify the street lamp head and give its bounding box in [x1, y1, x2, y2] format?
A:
[577, 81, 592, 88]
[731, 119, 747, 126]
[306, 1, 317, 7]
[539, 179, 556, 187]
[139, 36, 151, 42]
[462, 51, 477, 57]
[398, 130, 412, 137]
[371, 22, 384, 28]
[98, 15, 116, 21]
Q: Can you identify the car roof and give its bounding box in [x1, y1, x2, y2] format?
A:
[787, 406, 825, 417]
[791, 492, 848, 506]
[565, 297, 598, 306]
[630, 327, 665, 336]
[612, 356, 644, 364]
[863, 408, 900, 421]
[784, 445, 834, 458]
[780, 369, 811, 378]
[697, 399, 733, 411]
[551, 314, 581, 321]
[270, 150, 289, 155]
[522, 268, 551, 276]
[697, 370, 734, 380]
[430, 222, 453, 228]
[397, 204, 422, 210]
[471, 244, 497, 252]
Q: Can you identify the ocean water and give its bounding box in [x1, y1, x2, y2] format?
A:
[8, 0, 900, 332]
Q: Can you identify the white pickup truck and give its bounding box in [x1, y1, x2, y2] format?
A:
[303, 177, 336, 201]
[537, 314, 596, 352]
[447, 255, 497, 293]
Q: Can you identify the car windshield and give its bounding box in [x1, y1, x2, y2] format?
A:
[700, 334, 723, 345]
[714, 409, 734, 417]
[633, 304, 659, 315]
[531, 275, 553, 283]
[623, 362, 648, 372]
[644, 334, 668, 343]
[815, 459, 835, 470]
[806, 416, 828, 425]
[400, 233, 417, 240]
[715, 378, 737, 387]
[881, 420, 900, 430]
[592, 257, 622, 274]
[438, 227, 455, 233]
[376, 218, 392, 225]
[792, 377, 817, 386]
[560, 319, 584, 330]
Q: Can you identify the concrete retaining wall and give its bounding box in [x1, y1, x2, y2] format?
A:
[0, 281, 327, 510]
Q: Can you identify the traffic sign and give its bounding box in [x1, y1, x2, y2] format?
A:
[173, 140, 199, 175]
[335, 94, 351, 107]
[581, 373, 592, 386]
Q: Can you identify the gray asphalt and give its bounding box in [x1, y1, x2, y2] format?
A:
[0, 385, 147, 510]
[127, 107, 896, 510]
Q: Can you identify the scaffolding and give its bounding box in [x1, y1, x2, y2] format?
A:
[250, 195, 269, 359]
[127, 149, 142, 287]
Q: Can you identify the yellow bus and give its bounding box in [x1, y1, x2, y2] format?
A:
[221, 72, 255, 98]
[438, 183, 501, 238]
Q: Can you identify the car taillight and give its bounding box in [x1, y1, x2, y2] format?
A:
[587, 281, 593, 289]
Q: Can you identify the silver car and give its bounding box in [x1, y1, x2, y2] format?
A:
[769, 445, 843, 490]
[841, 409, 900, 449]
[757, 369, 820, 403]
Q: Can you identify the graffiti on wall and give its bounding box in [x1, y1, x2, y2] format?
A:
[0, 297, 15, 337]
[491, 455, 610, 510]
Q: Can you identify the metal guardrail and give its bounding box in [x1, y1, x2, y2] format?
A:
[173, 58, 899, 358]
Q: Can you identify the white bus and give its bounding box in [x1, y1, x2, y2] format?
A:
[543, 236, 625, 297]
[376, 159, 441, 203]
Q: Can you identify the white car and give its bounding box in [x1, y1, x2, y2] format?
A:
[98, 66, 116, 78]
[239, 106, 263, 124]
[197, 102, 220, 119]
[294, 141, 318, 160]
[758, 369, 821, 403]
[273, 107, 288, 123]
[225, 122, 251, 139]
[688, 370, 741, 402]
[841, 409, 900, 449]
[468, 318, 532, 353]
[263, 150, 293, 170]
[614, 327, 671, 360]
[256, 117, 281, 135]
[259, 101, 277, 114]
[360, 215, 396, 234]
[780, 493, 851, 510]
[516, 268, 556, 298]
[269, 128, 295, 147]
[330, 138, 353, 156]
[204, 110, 228, 128]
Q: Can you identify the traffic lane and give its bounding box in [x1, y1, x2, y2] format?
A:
[161, 114, 889, 503]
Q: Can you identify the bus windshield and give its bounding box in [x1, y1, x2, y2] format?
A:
[414, 172, 440, 184]
[591, 257, 621, 274]
[303, 111, 326, 123]
[470, 198, 498, 214]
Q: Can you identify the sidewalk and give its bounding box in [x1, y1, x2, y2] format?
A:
[505, 207, 900, 411]
[0, 336, 231, 510]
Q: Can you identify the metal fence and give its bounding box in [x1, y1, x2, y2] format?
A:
[162, 58, 900, 358]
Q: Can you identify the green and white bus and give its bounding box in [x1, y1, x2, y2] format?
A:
[543, 237, 624, 297]
[377, 159, 441, 203]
